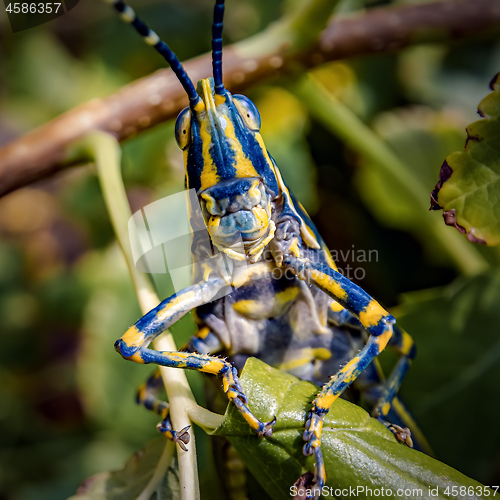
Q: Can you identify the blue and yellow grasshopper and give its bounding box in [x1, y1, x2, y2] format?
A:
[105, 0, 428, 493]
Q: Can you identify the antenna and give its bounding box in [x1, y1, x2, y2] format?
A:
[104, 0, 198, 102]
[212, 0, 225, 93]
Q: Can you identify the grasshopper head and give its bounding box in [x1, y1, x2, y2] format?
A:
[175, 78, 279, 262]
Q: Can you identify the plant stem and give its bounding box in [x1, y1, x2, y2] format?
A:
[81, 131, 201, 500]
[294, 75, 489, 276]
[136, 440, 175, 500]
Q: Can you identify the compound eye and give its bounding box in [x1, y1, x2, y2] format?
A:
[175, 107, 191, 150]
[233, 95, 261, 131]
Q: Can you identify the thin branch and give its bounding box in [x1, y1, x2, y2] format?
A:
[136, 440, 176, 500]
[1, 0, 499, 197]
[82, 131, 200, 500]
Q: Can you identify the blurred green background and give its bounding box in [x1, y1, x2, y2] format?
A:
[1, 0, 500, 498]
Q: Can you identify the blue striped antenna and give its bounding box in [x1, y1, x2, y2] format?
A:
[104, 0, 198, 102]
[212, 0, 225, 93]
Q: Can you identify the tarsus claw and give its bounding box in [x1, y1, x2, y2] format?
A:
[261, 416, 276, 438]
[389, 424, 413, 448]
[157, 421, 191, 451]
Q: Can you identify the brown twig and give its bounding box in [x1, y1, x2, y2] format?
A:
[0, 0, 499, 197]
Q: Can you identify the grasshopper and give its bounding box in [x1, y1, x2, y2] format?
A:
[105, 0, 425, 494]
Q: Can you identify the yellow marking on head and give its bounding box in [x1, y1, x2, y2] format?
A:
[199, 127, 219, 191]
[183, 150, 190, 188]
[198, 80, 220, 191]
[122, 326, 145, 348]
[197, 79, 262, 190]
[248, 179, 261, 199]
[359, 300, 389, 328]
[222, 118, 260, 178]
[194, 99, 206, 113]
[208, 216, 220, 231]
[214, 94, 226, 106]
[255, 134, 274, 165]
[201, 192, 217, 214]
[310, 269, 348, 302]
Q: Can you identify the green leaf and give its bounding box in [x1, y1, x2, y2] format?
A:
[67, 439, 179, 500]
[395, 270, 500, 485]
[431, 73, 500, 245]
[214, 358, 491, 500]
[356, 107, 464, 239]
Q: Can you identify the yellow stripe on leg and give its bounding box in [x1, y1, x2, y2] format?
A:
[374, 329, 392, 352]
[310, 269, 348, 302]
[359, 300, 388, 328]
[121, 325, 145, 349]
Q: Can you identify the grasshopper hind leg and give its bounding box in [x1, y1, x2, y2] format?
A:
[137, 369, 190, 450]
